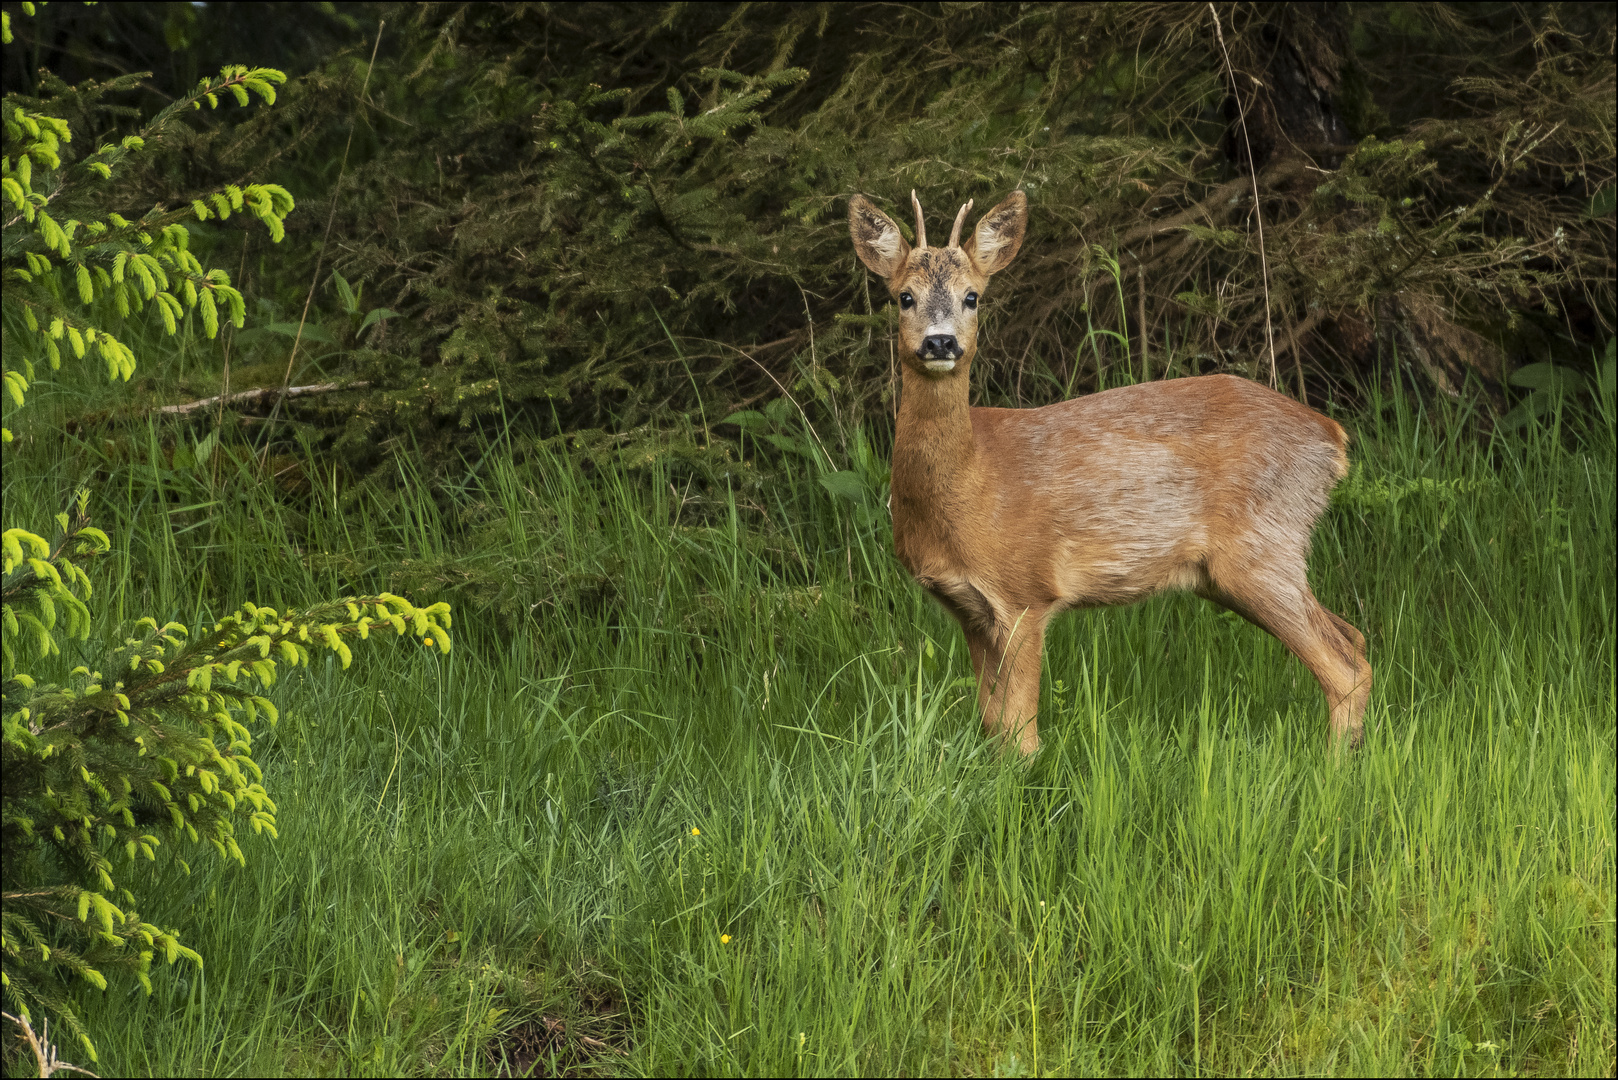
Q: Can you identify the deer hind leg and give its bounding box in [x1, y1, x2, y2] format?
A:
[963, 608, 1047, 756]
[1200, 555, 1371, 748]
[1322, 609, 1372, 740]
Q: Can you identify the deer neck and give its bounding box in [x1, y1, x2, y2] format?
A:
[892, 362, 980, 512]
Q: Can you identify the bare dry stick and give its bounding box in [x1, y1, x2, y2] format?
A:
[1118, 159, 1305, 250]
[160, 382, 371, 416]
[1276, 308, 1328, 365]
[1137, 259, 1150, 381]
[213, 234, 250, 486]
[1208, 3, 1279, 390]
[1118, 175, 1249, 247]
[62, 383, 367, 434]
[3, 1011, 99, 1078]
[217, 236, 249, 433]
[579, 1034, 630, 1056]
[258, 20, 385, 464]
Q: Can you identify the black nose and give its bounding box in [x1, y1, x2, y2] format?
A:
[918, 334, 959, 359]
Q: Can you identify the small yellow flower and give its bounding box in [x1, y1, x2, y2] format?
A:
[690, 827, 700, 837]
[423, 637, 434, 647]
[720, 934, 732, 944]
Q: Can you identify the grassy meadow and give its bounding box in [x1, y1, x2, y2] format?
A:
[3, 366, 1614, 1076]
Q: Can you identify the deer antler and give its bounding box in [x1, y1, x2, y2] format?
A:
[948, 199, 974, 248]
[910, 190, 928, 250]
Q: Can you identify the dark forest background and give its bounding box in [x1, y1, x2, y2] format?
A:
[4, 1, 1614, 474]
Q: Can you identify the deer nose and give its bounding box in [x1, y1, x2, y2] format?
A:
[919, 334, 959, 359]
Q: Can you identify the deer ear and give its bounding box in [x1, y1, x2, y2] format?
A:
[963, 190, 1027, 277]
[848, 195, 910, 280]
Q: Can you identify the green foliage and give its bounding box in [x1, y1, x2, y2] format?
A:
[0, 3, 28, 48]
[0, 44, 454, 1067]
[0, 495, 106, 672]
[1498, 338, 1618, 431]
[1, 64, 293, 441]
[723, 397, 891, 534]
[0, 499, 452, 1060]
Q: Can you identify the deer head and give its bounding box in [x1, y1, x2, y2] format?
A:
[848, 190, 1028, 377]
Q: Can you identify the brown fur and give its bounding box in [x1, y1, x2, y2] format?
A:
[849, 191, 1371, 755]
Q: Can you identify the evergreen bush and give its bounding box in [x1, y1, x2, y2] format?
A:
[310, 3, 1613, 470]
[6, 4, 1610, 478]
[1, 34, 453, 1065]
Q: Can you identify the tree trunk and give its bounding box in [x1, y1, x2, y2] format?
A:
[1220, 3, 1354, 174]
[1217, 3, 1505, 401]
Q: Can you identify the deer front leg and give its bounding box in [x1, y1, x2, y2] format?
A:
[964, 609, 1047, 756]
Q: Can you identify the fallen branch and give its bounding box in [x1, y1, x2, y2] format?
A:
[157, 382, 370, 417]
[1273, 307, 1329, 364]
[1117, 159, 1306, 249]
[57, 382, 372, 435]
[1117, 174, 1249, 248]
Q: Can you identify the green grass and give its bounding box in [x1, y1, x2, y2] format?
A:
[3, 375, 1614, 1076]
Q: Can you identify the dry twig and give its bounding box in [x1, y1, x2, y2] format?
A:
[2, 1012, 99, 1079]
[1208, 2, 1279, 389]
[258, 21, 386, 461]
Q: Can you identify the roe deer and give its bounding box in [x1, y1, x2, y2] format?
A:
[848, 189, 1370, 755]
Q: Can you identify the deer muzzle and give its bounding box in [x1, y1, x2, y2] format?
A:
[919, 333, 962, 365]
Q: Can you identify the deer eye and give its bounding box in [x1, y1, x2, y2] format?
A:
[963, 291, 979, 310]
[899, 292, 915, 310]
